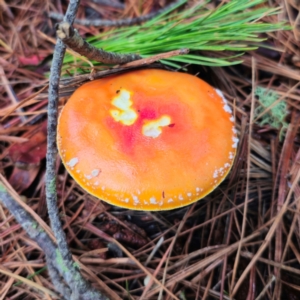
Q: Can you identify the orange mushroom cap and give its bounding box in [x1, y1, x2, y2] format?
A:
[57, 69, 238, 211]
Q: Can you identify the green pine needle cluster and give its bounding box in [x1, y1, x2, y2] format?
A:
[63, 0, 289, 72]
[254, 86, 288, 140]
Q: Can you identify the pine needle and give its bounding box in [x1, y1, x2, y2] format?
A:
[63, 0, 289, 71]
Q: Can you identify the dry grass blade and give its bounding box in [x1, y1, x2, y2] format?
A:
[0, 174, 55, 241]
[231, 57, 257, 293]
[0, 85, 48, 122]
[0, 267, 58, 298]
[84, 222, 180, 300]
[232, 169, 300, 296]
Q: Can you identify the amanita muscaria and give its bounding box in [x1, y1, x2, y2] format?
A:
[57, 69, 238, 210]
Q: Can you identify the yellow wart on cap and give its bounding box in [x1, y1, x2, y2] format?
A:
[110, 89, 138, 125]
[142, 115, 171, 138]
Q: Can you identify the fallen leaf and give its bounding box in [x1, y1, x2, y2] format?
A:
[8, 121, 47, 192]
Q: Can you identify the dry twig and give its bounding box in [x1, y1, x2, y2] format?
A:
[50, 0, 184, 27]
[56, 22, 141, 64]
[45, 0, 109, 298]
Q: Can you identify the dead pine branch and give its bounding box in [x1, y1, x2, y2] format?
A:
[0, 181, 80, 300]
[46, 0, 109, 299]
[56, 22, 141, 64]
[50, 0, 184, 27]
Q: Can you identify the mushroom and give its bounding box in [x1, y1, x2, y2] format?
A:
[57, 69, 238, 210]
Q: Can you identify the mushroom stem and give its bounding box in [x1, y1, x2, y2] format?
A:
[56, 22, 142, 64]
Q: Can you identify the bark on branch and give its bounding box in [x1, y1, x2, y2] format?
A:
[45, 0, 110, 298]
[49, 0, 184, 27]
[56, 22, 141, 64]
[0, 182, 108, 300]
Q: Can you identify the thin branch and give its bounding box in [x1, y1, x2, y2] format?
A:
[0, 182, 106, 299]
[38, 50, 186, 99]
[91, 0, 125, 9]
[46, 0, 78, 270]
[122, 48, 189, 67]
[56, 22, 141, 64]
[46, 0, 109, 299]
[46, 260, 72, 300]
[49, 0, 184, 27]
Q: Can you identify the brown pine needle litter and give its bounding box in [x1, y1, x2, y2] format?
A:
[0, 0, 300, 299]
